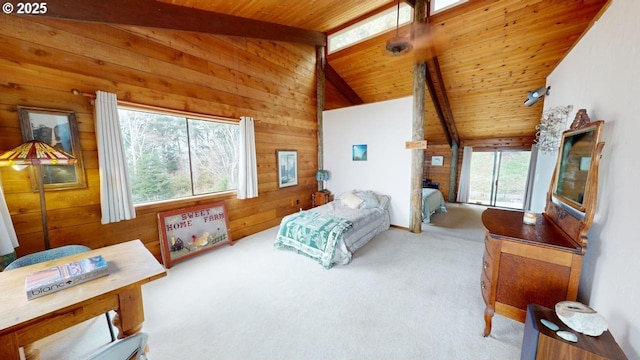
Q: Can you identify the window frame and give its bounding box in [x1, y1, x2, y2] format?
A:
[431, 0, 468, 14]
[327, 2, 414, 55]
[117, 102, 239, 207]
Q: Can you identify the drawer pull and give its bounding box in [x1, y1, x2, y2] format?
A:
[481, 280, 486, 290]
[483, 260, 489, 270]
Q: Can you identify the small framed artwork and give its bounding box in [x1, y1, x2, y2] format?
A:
[431, 155, 444, 166]
[277, 150, 298, 188]
[18, 106, 87, 191]
[352, 144, 367, 161]
[157, 202, 232, 268]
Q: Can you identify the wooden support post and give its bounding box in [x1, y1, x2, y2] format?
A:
[316, 45, 325, 192]
[410, 0, 427, 233]
[449, 141, 459, 202]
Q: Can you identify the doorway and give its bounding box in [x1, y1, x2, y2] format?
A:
[468, 150, 531, 209]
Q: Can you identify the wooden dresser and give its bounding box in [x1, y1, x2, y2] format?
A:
[481, 208, 583, 336]
[481, 113, 605, 337]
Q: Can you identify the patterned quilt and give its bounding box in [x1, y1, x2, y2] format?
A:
[274, 211, 353, 269]
[422, 188, 447, 223]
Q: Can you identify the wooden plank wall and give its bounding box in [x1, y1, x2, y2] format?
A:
[0, 15, 318, 261]
[324, 81, 353, 110]
[423, 143, 462, 201]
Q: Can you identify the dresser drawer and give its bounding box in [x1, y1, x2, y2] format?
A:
[484, 234, 499, 258]
[481, 248, 495, 304]
[483, 247, 493, 268]
[481, 267, 491, 304]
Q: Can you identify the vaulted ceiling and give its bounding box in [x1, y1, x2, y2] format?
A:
[43, 0, 610, 149]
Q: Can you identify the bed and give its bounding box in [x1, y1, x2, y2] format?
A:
[274, 190, 390, 269]
[422, 188, 447, 223]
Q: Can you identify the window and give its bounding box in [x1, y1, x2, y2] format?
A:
[118, 107, 239, 205]
[468, 150, 531, 209]
[328, 2, 413, 54]
[431, 0, 467, 14]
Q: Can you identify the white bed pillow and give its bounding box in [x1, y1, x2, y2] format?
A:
[341, 192, 364, 209]
[376, 194, 390, 210]
[355, 190, 380, 209]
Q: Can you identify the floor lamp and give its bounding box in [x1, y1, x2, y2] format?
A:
[0, 140, 76, 250]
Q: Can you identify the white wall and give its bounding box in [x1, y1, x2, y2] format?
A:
[533, 0, 639, 356]
[323, 97, 412, 228]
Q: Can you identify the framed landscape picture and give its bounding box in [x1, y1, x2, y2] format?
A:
[277, 150, 298, 188]
[18, 106, 87, 191]
[157, 202, 232, 268]
[431, 155, 444, 166]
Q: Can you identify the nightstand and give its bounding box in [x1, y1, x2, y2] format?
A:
[312, 190, 333, 207]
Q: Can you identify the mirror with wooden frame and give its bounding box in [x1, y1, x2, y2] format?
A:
[545, 109, 604, 248]
[552, 119, 604, 212]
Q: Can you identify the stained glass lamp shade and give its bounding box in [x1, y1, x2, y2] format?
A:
[0, 140, 76, 167]
[0, 140, 76, 249]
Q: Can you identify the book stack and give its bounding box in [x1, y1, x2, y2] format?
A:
[25, 255, 110, 300]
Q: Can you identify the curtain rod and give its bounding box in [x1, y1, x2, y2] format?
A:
[70, 88, 96, 99]
[70, 88, 238, 124]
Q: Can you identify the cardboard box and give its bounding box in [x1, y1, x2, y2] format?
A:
[25, 255, 109, 300]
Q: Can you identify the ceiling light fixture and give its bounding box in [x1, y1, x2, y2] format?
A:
[386, 0, 412, 56]
[524, 86, 550, 106]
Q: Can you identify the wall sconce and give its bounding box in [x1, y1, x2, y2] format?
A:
[524, 86, 550, 106]
[316, 170, 330, 192]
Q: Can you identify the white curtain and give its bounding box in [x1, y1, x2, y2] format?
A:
[456, 146, 473, 203]
[95, 91, 136, 224]
[0, 176, 19, 255]
[523, 144, 539, 211]
[237, 116, 258, 199]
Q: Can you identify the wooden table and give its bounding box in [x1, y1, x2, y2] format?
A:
[522, 304, 627, 359]
[0, 240, 167, 360]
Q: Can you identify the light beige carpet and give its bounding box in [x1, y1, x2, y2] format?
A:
[31, 203, 523, 359]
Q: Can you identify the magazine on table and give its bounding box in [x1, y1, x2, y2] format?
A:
[25, 255, 109, 300]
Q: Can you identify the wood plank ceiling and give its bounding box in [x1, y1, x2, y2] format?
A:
[48, 0, 610, 149]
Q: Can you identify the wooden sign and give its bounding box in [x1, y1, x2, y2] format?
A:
[157, 202, 232, 268]
[405, 140, 427, 149]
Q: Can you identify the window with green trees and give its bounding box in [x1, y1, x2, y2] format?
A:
[118, 107, 239, 205]
[468, 150, 531, 209]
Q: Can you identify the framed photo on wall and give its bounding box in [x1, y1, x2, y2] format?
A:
[18, 106, 87, 191]
[277, 150, 298, 188]
[157, 202, 232, 268]
[352, 144, 367, 161]
[431, 155, 444, 166]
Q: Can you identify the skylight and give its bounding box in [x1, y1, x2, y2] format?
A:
[432, 0, 467, 14]
[328, 2, 413, 54]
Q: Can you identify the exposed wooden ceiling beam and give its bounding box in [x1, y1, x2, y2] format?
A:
[30, 0, 326, 46]
[325, 63, 363, 106]
[425, 68, 452, 145]
[426, 57, 460, 146]
[420, 0, 459, 147]
[461, 136, 536, 151]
